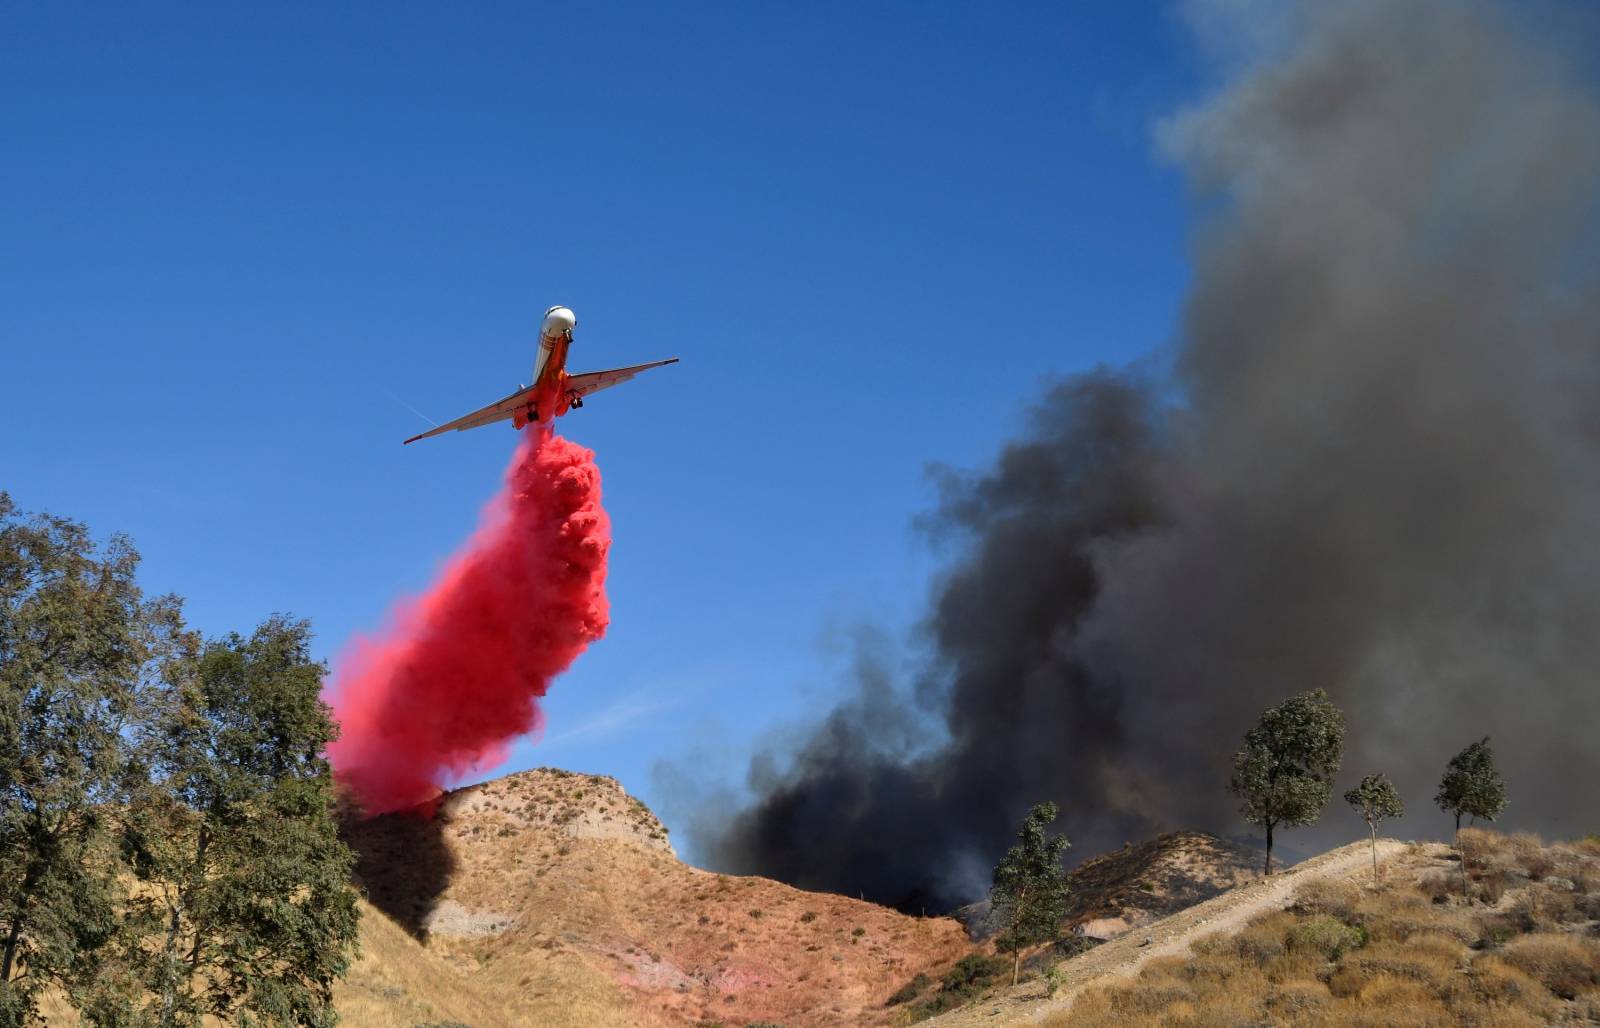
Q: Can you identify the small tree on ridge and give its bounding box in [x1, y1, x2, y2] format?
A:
[991, 802, 1070, 987]
[1435, 737, 1507, 881]
[1344, 772, 1403, 886]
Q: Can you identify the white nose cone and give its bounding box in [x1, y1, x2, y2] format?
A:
[541, 305, 577, 339]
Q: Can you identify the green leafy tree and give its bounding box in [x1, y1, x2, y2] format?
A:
[991, 802, 1070, 987]
[120, 616, 360, 1028]
[0, 494, 185, 1026]
[1435, 737, 1507, 879]
[1343, 773, 1403, 885]
[1229, 689, 1346, 875]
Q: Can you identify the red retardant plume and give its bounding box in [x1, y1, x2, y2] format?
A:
[328, 427, 610, 814]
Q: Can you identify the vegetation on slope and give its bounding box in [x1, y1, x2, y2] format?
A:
[0, 494, 358, 1027]
[1053, 830, 1600, 1027]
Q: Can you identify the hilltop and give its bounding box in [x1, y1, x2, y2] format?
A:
[337, 768, 973, 1027]
[956, 831, 1260, 944]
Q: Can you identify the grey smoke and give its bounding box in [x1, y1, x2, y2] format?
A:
[691, 0, 1600, 911]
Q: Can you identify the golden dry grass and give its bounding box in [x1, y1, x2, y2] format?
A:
[1046, 830, 1600, 1027]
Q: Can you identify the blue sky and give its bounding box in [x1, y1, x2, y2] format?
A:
[2, 3, 1199, 861]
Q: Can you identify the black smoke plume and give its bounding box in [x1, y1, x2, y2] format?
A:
[696, 0, 1600, 912]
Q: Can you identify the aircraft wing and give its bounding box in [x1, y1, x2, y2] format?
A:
[402, 383, 538, 445]
[566, 358, 679, 399]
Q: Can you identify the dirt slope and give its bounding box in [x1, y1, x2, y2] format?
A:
[342, 768, 974, 1027]
[923, 838, 1407, 1026]
[1061, 832, 1261, 937]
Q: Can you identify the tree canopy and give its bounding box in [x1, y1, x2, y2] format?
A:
[1344, 772, 1403, 885]
[0, 494, 186, 1025]
[991, 802, 1070, 987]
[1229, 689, 1346, 875]
[1436, 737, 1508, 836]
[0, 494, 358, 1027]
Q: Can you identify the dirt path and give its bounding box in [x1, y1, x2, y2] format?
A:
[924, 838, 1409, 1027]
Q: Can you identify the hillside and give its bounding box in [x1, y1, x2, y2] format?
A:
[956, 831, 1260, 945]
[1062, 832, 1261, 941]
[1057, 829, 1600, 1025]
[338, 768, 974, 1027]
[924, 830, 1600, 1026]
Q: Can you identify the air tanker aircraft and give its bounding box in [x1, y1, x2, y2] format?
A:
[403, 306, 678, 444]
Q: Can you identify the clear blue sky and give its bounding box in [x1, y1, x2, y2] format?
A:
[2, 3, 1197, 860]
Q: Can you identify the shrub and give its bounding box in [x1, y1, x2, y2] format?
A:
[1227, 911, 1293, 965]
[798, 911, 816, 924]
[1416, 869, 1452, 904]
[1266, 980, 1330, 1017]
[939, 953, 1008, 997]
[1053, 934, 1099, 959]
[1468, 953, 1556, 1014]
[1327, 936, 1462, 998]
[1289, 915, 1366, 960]
[1294, 878, 1361, 922]
[1498, 934, 1600, 999]
[1349, 975, 1452, 1024]
[885, 972, 928, 1006]
[1357, 889, 1476, 945]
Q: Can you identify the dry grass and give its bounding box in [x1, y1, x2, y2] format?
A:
[1047, 830, 1600, 1027]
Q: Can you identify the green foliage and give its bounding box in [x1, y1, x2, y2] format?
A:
[1287, 916, 1365, 960]
[1345, 772, 1403, 885]
[885, 972, 929, 1006]
[1435, 737, 1508, 830]
[118, 617, 360, 1027]
[1344, 773, 1404, 830]
[910, 953, 1009, 1015]
[0, 494, 187, 1021]
[1229, 689, 1346, 873]
[940, 953, 1006, 994]
[991, 802, 1071, 986]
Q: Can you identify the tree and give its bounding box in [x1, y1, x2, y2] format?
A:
[991, 802, 1070, 987]
[1229, 689, 1345, 875]
[120, 616, 360, 1028]
[0, 494, 185, 1026]
[1435, 737, 1507, 879]
[1343, 773, 1403, 886]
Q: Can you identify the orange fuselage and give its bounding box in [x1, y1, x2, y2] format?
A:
[514, 332, 574, 429]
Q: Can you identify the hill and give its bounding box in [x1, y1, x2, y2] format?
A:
[924, 830, 1600, 1026]
[955, 831, 1260, 944]
[338, 768, 974, 1027]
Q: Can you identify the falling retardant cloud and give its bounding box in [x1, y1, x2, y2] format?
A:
[329, 429, 610, 814]
[689, 0, 1600, 911]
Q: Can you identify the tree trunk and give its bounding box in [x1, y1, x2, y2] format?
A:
[1012, 949, 1020, 988]
[1, 864, 39, 982]
[160, 824, 210, 1026]
[181, 827, 211, 989]
[1369, 823, 1379, 887]
[1263, 822, 1274, 876]
[158, 899, 184, 1028]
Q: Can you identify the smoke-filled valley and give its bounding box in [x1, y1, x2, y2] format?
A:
[692, 0, 1600, 912]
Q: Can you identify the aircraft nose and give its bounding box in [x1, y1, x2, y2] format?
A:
[542, 306, 577, 337]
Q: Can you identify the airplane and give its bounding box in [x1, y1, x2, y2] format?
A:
[403, 306, 678, 444]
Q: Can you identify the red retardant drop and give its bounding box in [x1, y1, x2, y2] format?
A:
[328, 427, 610, 814]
